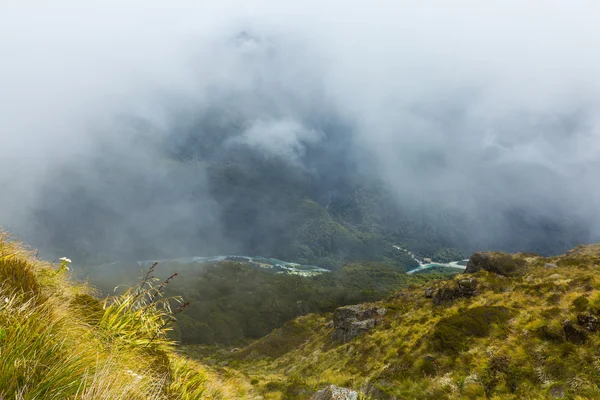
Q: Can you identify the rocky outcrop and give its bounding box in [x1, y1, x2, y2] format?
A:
[432, 278, 478, 305]
[465, 252, 525, 276]
[310, 385, 358, 400]
[331, 304, 386, 342]
[549, 385, 566, 399]
[577, 313, 599, 332]
[545, 263, 558, 269]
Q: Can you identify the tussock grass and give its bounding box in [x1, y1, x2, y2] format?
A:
[186, 245, 600, 399]
[0, 233, 254, 399]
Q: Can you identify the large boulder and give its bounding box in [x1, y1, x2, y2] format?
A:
[310, 385, 358, 400]
[465, 252, 525, 276]
[433, 278, 478, 305]
[331, 304, 386, 342]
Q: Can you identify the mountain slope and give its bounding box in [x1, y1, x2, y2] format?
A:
[189, 245, 600, 399]
[0, 233, 255, 399]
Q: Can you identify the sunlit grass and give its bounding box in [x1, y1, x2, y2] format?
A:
[184, 247, 600, 399]
[0, 233, 251, 399]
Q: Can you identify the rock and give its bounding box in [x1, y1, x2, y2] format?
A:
[361, 384, 388, 399]
[545, 263, 558, 269]
[465, 252, 525, 276]
[433, 278, 478, 305]
[549, 385, 566, 399]
[424, 287, 434, 298]
[563, 319, 587, 344]
[331, 304, 386, 342]
[577, 313, 599, 332]
[310, 385, 358, 400]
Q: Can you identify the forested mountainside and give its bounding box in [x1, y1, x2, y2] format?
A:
[86, 259, 457, 345]
[27, 100, 591, 268]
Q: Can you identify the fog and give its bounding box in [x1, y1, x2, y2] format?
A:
[2, 1, 600, 262]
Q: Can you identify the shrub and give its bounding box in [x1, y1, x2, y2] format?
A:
[414, 357, 437, 377]
[546, 293, 562, 305]
[462, 382, 486, 398]
[545, 355, 569, 380]
[572, 295, 590, 312]
[238, 320, 312, 359]
[466, 252, 526, 276]
[532, 319, 564, 343]
[431, 306, 511, 354]
[540, 307, 561, 319]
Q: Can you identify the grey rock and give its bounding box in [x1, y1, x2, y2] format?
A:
[545, 263, 558, 269]
[433, 278, 478, 305]
[577, 313, 599, 332]
[310, 385, 358, 400]
[331, 304, 386, 342]
[424, 287, 434, 298]
[549, 385, 566, 398]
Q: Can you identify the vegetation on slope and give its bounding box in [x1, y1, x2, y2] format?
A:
[142, 261, 450, 345]
[0, 234, 254, 399]
[186, 245, 600, 399]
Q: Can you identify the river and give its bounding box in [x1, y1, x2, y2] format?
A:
[393, 245, 468, 274]
[131, 255, 330, 277]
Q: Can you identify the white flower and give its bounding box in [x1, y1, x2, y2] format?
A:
[59, 257, 72, 263]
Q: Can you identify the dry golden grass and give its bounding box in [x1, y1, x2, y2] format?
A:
[0, 232, 255, 399]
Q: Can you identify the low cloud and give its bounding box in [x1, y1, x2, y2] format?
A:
[2, 1, 600, 258]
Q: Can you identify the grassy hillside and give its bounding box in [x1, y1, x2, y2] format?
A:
[85, 259, 453, 346]
[170, 261, 454, 345]
[186, 245, 600, 399]
[0, 233, 255, 399]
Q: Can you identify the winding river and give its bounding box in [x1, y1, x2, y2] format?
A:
[393, 245, 468, 274]
[132, 255, 330, 277]
[96, 247, 465, 278]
